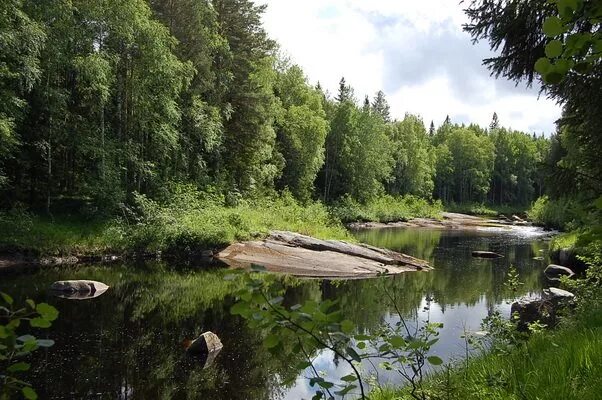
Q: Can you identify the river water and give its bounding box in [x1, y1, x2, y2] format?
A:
[0, 226, 552, 399]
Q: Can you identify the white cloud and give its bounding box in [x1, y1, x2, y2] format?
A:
[258, 0, 561, 134]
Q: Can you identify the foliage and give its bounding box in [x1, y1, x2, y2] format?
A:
[444, 202, 528, 217]
[0, 293, 58, 400]
[229, 267, 444, 400]
[331, 195, 442, 224]
[527, 195, 584, 230]
[388, 114, 436, 198]
[115, 186, 351, 254]
[535, 0, 602, 84]
[274, 63, 328, 202]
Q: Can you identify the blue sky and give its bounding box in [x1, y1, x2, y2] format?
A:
[258, 0, 561, 134]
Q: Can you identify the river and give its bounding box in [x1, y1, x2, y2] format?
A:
[0, 226, 552, 399]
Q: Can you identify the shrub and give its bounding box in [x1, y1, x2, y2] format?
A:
[527, 196, 583, 230]
[331, 194, 442, 223]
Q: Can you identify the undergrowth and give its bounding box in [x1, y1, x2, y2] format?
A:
[330, 194, 442, 223]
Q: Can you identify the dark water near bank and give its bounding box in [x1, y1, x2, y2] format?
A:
[0, 227, 552, 399]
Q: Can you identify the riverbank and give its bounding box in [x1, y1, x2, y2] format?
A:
[1, 192, 443, 267]
[372, 298, 602, 400]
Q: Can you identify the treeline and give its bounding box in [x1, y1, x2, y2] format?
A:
[1, 0, 552, 213]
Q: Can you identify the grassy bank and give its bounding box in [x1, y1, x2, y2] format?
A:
[0, 191, 350, 257]
[1, 190, 443, 257]
[330, 194, 442, 223]
[372, 301, 602, 400]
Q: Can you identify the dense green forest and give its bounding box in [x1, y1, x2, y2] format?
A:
[1, 0, 559, 216]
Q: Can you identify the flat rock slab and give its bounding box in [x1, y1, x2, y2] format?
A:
[216, 231, 430, 278]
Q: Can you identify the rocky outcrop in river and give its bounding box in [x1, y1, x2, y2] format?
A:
[511, 287, 575, 331]
[216, 231, 430, 278]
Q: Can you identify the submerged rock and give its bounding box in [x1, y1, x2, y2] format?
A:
[50, 280, 110, 300]
[186, 331, 223, 369]
[216, 231, 430, 278]
[544, 264, 575, 280]
[472, 251, 504, 259]
[511, 287, 575, 331]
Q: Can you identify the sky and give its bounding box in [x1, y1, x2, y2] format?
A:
[257, 0, 562, 135]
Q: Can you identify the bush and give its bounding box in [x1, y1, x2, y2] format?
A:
[330, 194, 442, 223]
[527, 196, 583, 230]
[114, 186, 351, 255]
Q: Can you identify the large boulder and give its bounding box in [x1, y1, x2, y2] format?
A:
[50, 280, 109, 300]
[511, 287, 574, 331]
[544, 264, 575, 280]
[186, 331, 223, 369]
[472, 251, 504, 259]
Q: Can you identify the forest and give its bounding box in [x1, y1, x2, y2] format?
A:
[1, 0, 602, 399]
[1, 0, 561, 220]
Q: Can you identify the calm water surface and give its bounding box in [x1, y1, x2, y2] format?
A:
[0, 227, 552, 399]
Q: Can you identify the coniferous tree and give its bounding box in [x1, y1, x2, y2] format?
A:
[490, 112, 500, 130]
[371, 90, 391, 122]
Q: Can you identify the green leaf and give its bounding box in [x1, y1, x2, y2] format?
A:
[346, 347, 361, 363]
[295, 361, 312, 370]
[544, 70, 564, 84]
[340, 374, 357, 382]
[574, 61, 592, 74]
[317, 380, 334, 389]
[535, 57, 552, 74]
[389, 335, 406, 349]
[335, 385, 357, 396]
[30, 318, 51, 328]
[17, 335, 36, 342]
[36, 303, 59, 321]
[0, 326, 9, 339]
[427, 355, 444, 365]
[556, 0, 579, 17]
[543, 16, 564, 37]
[230, 302, 247, 316]
[545, 40, 563, 58]
[340, 319, 354, 334]
[22, 387, 38, 400]
[0, 292, 13, 305]
[8, 362, 30, 372]
[26, 299, 36, 309]
[264, 334, 280, 349]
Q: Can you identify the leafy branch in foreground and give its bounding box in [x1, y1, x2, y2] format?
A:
[535, 0, 602, 83]
[0, 293, 58, 400]
[227, 267, 443, 400]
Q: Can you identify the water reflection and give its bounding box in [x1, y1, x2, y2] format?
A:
[0, 228, 550, 399]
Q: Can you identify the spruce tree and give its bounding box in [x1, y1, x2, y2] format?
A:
[371, 90, 391, 122]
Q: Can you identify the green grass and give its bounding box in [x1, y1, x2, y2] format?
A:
[372, 304, 602, 400]
[527, 195, 583, 230]
[445, 202, 528, 218]
[0, 189, 351, 256]
[0, 212, 117, 255]
[550, 231, 579, 253]
[330, 194, 442, 223]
